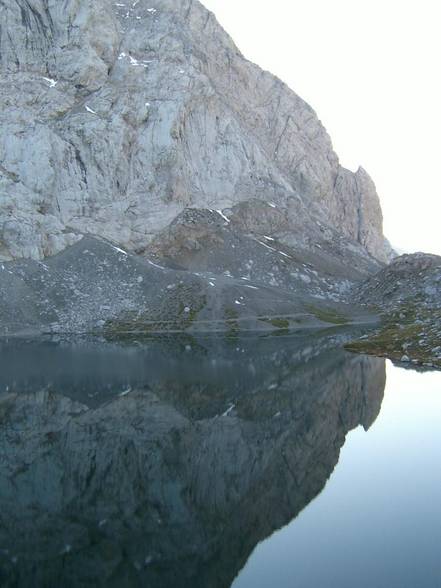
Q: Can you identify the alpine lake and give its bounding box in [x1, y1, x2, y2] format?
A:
[0, 328, 439, 587]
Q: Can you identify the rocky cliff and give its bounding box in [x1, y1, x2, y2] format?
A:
[0, 0, 390, 264]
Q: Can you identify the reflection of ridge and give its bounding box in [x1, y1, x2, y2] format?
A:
[0, 340, 385, 588]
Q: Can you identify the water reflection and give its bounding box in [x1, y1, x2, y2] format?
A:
[0, 333, 385, 587]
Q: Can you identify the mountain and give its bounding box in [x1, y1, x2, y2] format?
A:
[0, 0, 390, 267]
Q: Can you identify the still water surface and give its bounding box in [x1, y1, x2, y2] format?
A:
[0, 333, 439, 587]
[233, 365, 441, 588]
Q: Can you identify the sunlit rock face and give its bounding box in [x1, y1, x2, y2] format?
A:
[0, 0, 389, 263]
[0, 336, 386, 587]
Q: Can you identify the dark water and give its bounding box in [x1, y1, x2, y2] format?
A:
[0, 332, 439, 587]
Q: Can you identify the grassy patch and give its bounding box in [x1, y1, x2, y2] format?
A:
[259, 317, 290, 330]
[345, 303, 441, 368]
[224, 307, 240, 336]
[306, 305, 349, 325]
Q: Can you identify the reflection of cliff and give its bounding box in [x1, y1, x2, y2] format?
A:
[0, 338, 385, 588]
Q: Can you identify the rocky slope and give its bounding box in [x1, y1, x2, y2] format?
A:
[0, 0, 390, 266]
[346, 253, 441, 368]
[0, 336, 385, 587]
[0, 235, 377, 335]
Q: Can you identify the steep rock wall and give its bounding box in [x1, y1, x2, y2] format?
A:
[0, 0, 389, 262]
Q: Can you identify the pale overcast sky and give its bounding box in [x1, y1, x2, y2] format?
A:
[202, 0, 441, 255]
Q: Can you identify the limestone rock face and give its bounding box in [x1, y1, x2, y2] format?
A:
[0, 0, 389, 262]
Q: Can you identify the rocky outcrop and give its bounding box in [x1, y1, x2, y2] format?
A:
[0, 336, 386, 587]
[356, 253, 441, 309]
[0, 0, 390, 263]
[346, 253, 441, 368]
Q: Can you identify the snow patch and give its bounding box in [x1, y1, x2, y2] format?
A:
[216, 210, 230, 223]
[42, 76, 57, 88]
[255, 238, 277, 252]
[147, 259, 165, 270]
[111, 245, 127, 255]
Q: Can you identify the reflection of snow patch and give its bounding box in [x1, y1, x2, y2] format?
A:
[222, 404, 235, 417]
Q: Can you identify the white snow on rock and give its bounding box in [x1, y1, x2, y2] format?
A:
[111, 245, 127, 255]
[216, 210, 230, 223]
[42, 77, 57, 88]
